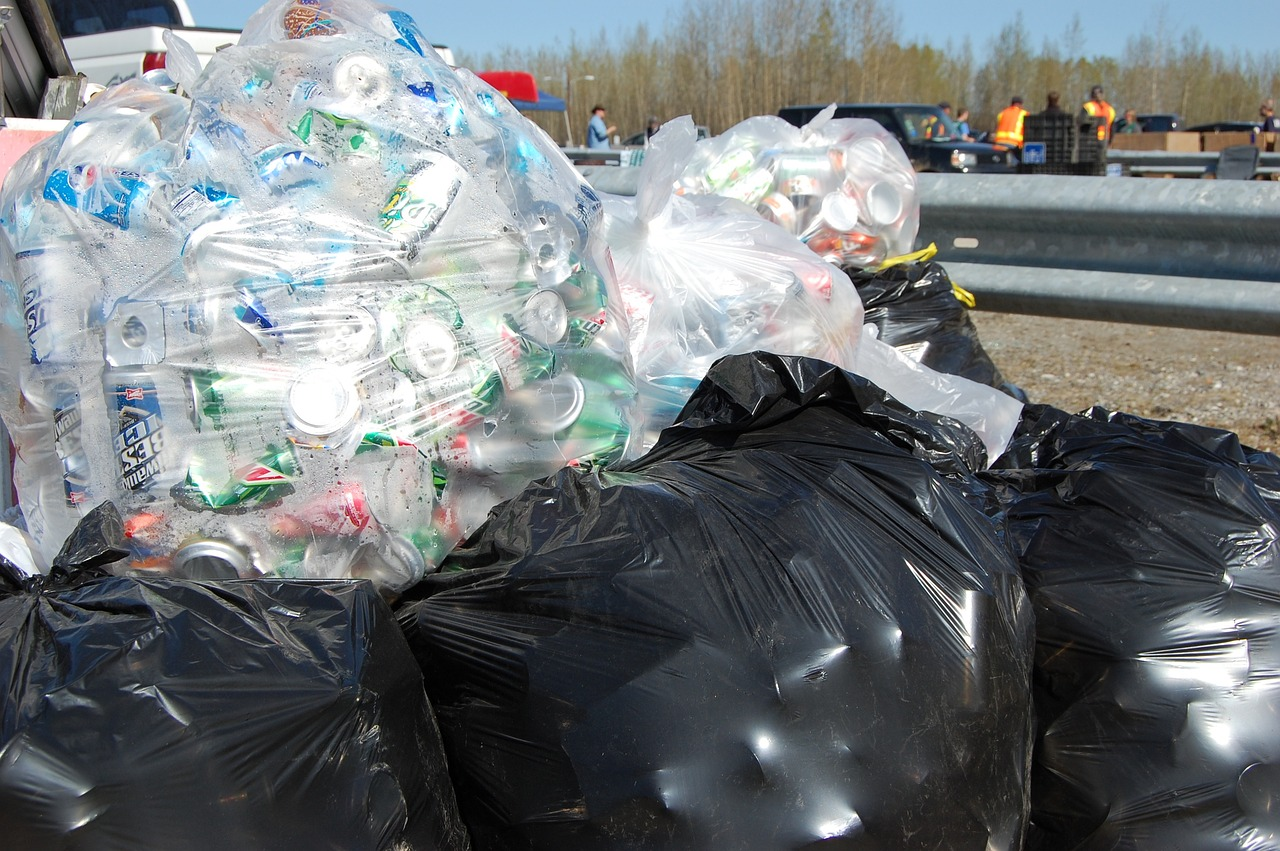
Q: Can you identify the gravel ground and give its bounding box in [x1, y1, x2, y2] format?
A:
[967, 311, 1280, 456]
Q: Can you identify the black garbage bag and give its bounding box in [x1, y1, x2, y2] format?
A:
[983, 405, 1280, 851]
[0, 502, 471, 851]
[398, 353, 1034, 851]
[844, 259, 1024, 399]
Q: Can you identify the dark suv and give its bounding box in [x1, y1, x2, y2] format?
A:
[778, 103, 1016, 173]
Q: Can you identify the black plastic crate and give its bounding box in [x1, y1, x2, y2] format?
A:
[1077, 137, 1105, 162]
[1024, 114, 1108, 164]
[1024, 114, 1077, 163]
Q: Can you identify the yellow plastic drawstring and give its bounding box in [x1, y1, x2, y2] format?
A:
[872, 242, 977, 308]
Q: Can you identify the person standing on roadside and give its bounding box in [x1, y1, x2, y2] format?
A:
[1260, 100, 1280, 132]
[1114, 108, 1143, 134]
[1082, 85, 1116, 142]
[586, 104, 616, 150]
[994, 95, 1028, 149]
[1260, 100, 1279, 152]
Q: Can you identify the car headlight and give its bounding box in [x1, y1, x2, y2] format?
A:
[950, 150, 978, 170]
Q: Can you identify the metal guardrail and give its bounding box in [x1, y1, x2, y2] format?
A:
[575, 167, 1280, 337]
[916, 173, 1280, 336]
[1109, 148, 1280, 178]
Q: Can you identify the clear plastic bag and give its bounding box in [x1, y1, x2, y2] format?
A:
[679, 105, 920, 269]
[602, 118, 1020, 461]
[601, 117, 865, 450]
[0, 0, 636, 590]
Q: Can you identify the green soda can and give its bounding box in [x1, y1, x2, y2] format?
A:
[502, 353, 635, 469]
[290, 109, 380, 158]
[704, 147, 758, 190]
[381, 284, 501, 436]
[507, 260, 609, 353]
[359, 429, 419, 451]
[492, 321, 557, 389]
[175, 443, 299, 510]
[379, 150, 467, 249]
[186, 368, 243, 432]
[561, 354, 636, 467]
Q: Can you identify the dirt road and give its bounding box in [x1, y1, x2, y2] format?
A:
[968, 312, 1280, 455]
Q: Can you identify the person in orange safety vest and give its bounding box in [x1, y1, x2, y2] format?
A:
[1081, 85, 1117, 143]
[994, 96, 1028, 148]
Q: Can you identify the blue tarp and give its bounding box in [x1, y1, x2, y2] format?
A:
[510, 90, 566, 112]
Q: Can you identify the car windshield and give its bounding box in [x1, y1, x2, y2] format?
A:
[51, 0, 184, 35]
[899, 108, 959, 142]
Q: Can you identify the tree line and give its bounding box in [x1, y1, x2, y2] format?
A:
[455, 0, 1280, 146]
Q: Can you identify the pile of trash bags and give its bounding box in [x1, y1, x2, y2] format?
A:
[1, 1, 1279, 849]
[0, 0, 1021, 589]
[398, 353, 1035, 850]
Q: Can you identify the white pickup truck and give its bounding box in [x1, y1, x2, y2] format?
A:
[53, 0, 239, 86]
[54, 0, 456, 88]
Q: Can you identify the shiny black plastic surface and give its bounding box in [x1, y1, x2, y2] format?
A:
[846, 259, 1015, 395]
[400, 353, 1035, 850]
[0, 505, 471, 850]
[985, 406, 1280, 850]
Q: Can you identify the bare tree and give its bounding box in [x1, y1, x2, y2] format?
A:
[460, 0, 1279, 144]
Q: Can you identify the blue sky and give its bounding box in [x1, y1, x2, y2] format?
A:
[187, 0, 1273, 63]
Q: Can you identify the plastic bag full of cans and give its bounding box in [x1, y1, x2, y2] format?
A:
[0, 0, 638, 591]
[678, 106, 919, 269]
[600, 117, 866, 450]
[600, 117, 1023, 463]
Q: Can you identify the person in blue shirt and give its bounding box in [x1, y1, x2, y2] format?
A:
[586, 104, 615, 150]
[1260, 100, 1279, 133]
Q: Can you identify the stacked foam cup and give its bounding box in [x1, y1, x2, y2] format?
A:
[0, 0, 637, 591]
[676, 109, 920, 269]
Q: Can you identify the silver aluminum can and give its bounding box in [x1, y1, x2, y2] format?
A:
[172, 538, 250, 580]
[380, 151, 467, 244]
[506, 372, 586, 436]
[402, 317, 461, 379]
[520, 289, 569, 346]
[103, 300, 166, 367]
[285, 367, 362, 446]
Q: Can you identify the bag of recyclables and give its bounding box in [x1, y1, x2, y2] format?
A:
[678, 105, 919, 269]
[399, 353, 1035, 850]
[984, 407, 1280, 850]
[0, 0, 637, 590]
[0, 501, 471, 850]
[601, 117, 1022, 458]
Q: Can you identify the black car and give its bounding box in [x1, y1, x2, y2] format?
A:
[777, 103, 1015, 173]
[1185, 121, 1261, 133]
[1132, 113, 1182, 132]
